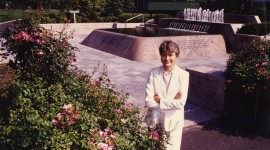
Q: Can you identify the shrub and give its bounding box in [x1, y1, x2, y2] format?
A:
[21, 10, 67, 24]
[0, 64, 14, 99]
[115, 14, 173, 23]
[117, 14, 144, 23]
[237, 23, 270, 36]
[101, 0, 123, 17]
[96, 16, 119, 22]
[0, 64, 15, 118]
[0, 13, 166, 149]
[225, 39, 270, 119]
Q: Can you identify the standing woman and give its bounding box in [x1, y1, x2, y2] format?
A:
[145, 40, 189, 150]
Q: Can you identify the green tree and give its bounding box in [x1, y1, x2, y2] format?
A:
[102, 0, 123, 17]
[7, 0, 38, 9]
[51, 0, 104, 19]
[56, 0, 70, 11]
[78, 0, 105, 20]
[123, 0, 135, 13]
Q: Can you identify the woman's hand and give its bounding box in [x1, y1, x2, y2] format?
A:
[153, 95, 160, 103]
[174, 92, 182, 100]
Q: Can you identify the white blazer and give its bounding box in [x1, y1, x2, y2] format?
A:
[145, 65, 189, 131]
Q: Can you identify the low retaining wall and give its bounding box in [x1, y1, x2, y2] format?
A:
[234, 34, 270, 52]
[0, 20, 20, 32]
[40, 23, 141, 31]
[187, 68, 226, 114]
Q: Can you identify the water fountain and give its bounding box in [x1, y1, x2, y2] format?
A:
[183, 8, 224, 23]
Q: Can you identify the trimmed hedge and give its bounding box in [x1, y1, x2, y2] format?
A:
[96, 13, 173, 23]
[6, 10, 173, 23]
[237, 23, 270, 36]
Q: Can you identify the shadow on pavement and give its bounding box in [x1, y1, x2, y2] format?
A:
[182, 115, 270, 150]
[199, 115, 263, 138]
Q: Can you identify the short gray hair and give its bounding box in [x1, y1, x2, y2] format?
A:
[159, 40, 180, 57]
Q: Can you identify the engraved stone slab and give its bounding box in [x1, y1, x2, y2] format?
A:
[81, 29, 226, 61]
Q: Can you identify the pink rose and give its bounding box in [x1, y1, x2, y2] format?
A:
[105, 128, 112, 133]
[35, 39, 44, 44]
[52, 119, 59, 125]
[110, 134, 116, 139]
[150, 131, 159, 140]
[56, 113, 62, 120]
[89, 129, 95, 136]
[262, 62, 267, 66]
[70, 119, 75, 124]
[124, 103, 132, 110]
[99, 130, 104, 136]
[98, 142, 108, 149]
[113, 109, 123, 114]
[72, 110, 79, 119]
[62, 104, 73, 113]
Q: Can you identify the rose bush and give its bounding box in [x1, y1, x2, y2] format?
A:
[0, 14, 166, 149]
[225, 38, 270, 120]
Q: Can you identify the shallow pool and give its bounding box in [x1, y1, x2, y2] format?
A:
[101, 27, 207, 37]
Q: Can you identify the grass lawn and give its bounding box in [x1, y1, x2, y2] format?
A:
[0, 9, 61, 23]
[0, 9, 24, 22]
